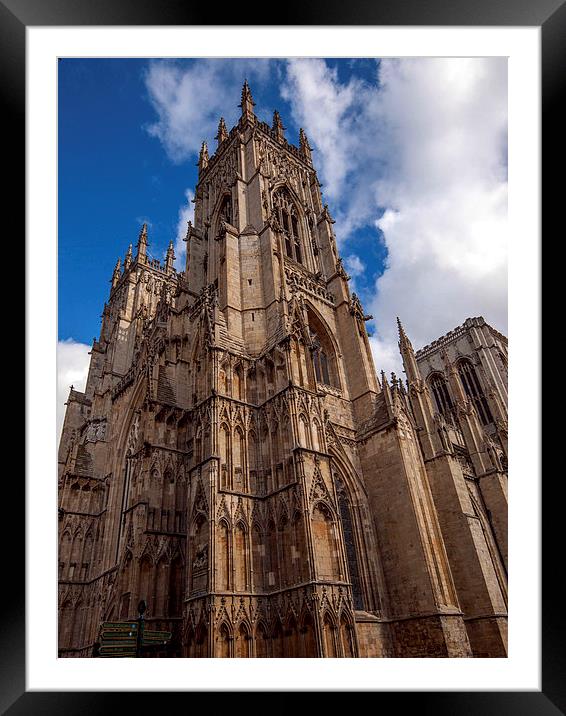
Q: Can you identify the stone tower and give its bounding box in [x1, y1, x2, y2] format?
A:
[58, 83, 508, 658]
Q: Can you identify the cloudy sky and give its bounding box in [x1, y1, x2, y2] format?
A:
[58, 57, 508, 437]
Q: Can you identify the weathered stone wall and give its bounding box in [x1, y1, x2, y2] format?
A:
[58, 86, 507, 658]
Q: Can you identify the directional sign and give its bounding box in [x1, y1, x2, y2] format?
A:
[98, 621, 138, 657]
[97, 619, 172, 656]
[142, 631, 172, 643]
[101, 630, 137, 640]
[99, 642, 137, 657]
[101, 622, 137, 630]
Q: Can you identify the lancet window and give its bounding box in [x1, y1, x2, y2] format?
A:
[273, 187, 303, 265]
[458, 359, 493, 426]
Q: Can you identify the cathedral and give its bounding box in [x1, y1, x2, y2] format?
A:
[58, 82, 508, 658]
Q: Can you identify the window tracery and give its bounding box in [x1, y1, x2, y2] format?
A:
[429, 373, 454, 419]
[273, 187, 303, 264]
[458, 359, 493, 426]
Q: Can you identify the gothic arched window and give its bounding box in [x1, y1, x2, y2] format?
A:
[335, 475, 364, 610]
[458, 359, 494, 426]
[306, 307, 340, 389]
[429, 373, 454, 419]
[218, 194, 232, 227]
[273, 187, 303, 265]
[312, 341, 331, 385]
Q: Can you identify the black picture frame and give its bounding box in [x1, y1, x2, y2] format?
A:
[8, 0, 557, 710]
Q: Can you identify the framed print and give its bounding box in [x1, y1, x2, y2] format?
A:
[8, 0, 558, 710]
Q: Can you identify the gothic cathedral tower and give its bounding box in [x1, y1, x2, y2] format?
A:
[58, 83, 507, 658]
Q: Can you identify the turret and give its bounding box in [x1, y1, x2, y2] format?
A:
[136, 223, 148, 263]
[239, 80, 255, 122]
[215, 117, 228, 147]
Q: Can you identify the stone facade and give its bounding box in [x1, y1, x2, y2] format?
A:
[58, 83, 508, 658]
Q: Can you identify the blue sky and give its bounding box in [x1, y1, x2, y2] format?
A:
[58, 57, 508, 434]
[58, 58, 386, 346]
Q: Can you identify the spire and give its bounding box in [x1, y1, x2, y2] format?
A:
[136, 223, 148, 263]
[165, 239, 176, 273]
[273, 110, 285, 142]
[397, 317, 420, 383]
[111, 257, 121, 289]
[215, 117, 228, 147]
[124, 243, 133, 270]
[239, 80, 255, 121]
[299, 128, 312, 164]
[198, 141, 209, 174]
[397, 317, 412, 349]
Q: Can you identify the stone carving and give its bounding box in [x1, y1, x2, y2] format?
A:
[57, 85, 508, 660]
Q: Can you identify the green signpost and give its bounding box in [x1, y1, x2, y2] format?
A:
[97, 603, 172, 657]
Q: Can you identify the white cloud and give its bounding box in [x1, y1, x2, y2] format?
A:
[175, 188, 195, 271]
[344, 254, 365, 294]
[281, 58, 508, 378]
[281, 60, 361, 208]
[57, 339, 91, 440]
[144, 59, 273, 163]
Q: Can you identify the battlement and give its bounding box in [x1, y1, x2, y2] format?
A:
[416, 317, 483, 359]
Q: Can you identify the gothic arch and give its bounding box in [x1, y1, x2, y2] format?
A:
[428, 371, 454, 419]
[457, 357, 494, 426]
[322, 611, 338, 657]
[232, 425, 245, 491]
[303, 300, 342, 360]
[311, 417, 324, 451]
[304, 302, 341, 389]
[299, 610, 317, 657]
[217, 519, 231, 591]
[218, 361, 228, 394]
[234, 520, 249, 592]
[272, 184, 307, 266]
[234, 621, 251, 658]
[194, 621, 208, 658]
[298, 413, 312, 449]
[283, 613, 300, 658]
[60, 530, 72, 577]
[329, 450, 378, 613]
[311, 500, 341, 581]
[138, 554, 154, 611]
[114, 375, 147, 465]
[328, 446, 370, 504]
[255, 620, 270, 657]
[232, 363, 243, 400]
[213, 191, 234, 232]
[217, 621, 232, 658]
[338, 611, 355, 657]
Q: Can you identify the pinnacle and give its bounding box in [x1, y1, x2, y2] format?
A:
[239, 80, 256, 117]
[215, 117, 228, 144]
